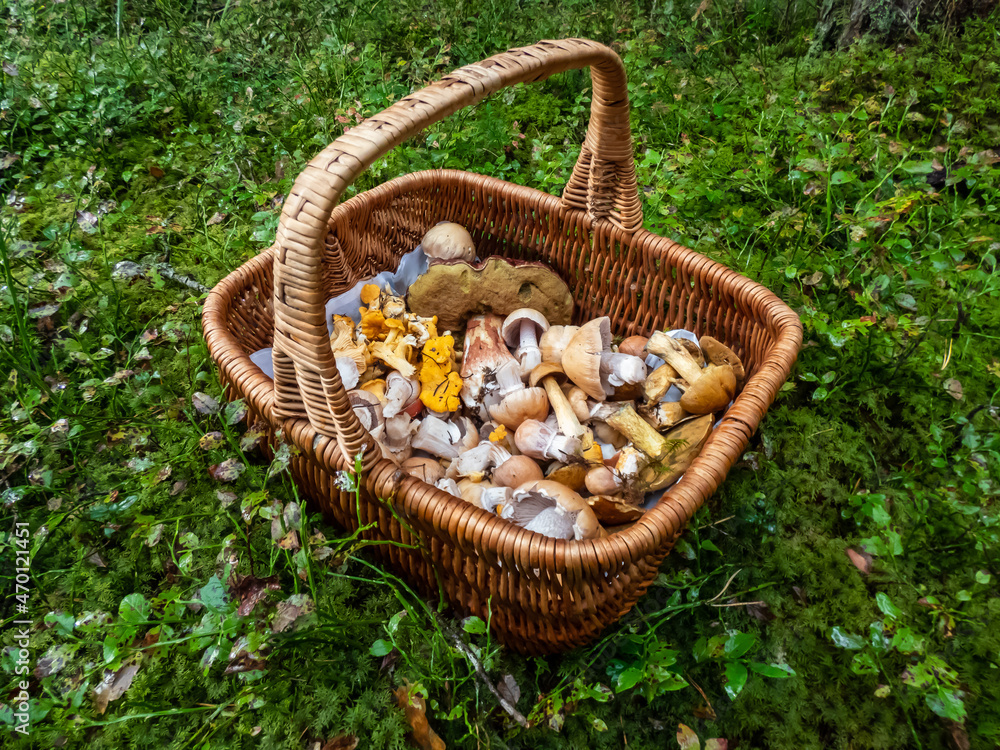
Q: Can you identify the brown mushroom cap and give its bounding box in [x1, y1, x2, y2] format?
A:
[539, 325, 580, 364]
[562, 317, 611, 400]
[618, 335, 649, 358]
[566, 386, 591, 422]
[699, 335, 746, 383]
[528, 362, 568, 388]
[493, 454, 543, 488]
[400, 456, 446, 485]
[422, 222, 476, 263]
[585, 465, 623, 495]
[510, 479, 601, 540]
[488, 387, 549, 429]
[679, 364, 737, 414]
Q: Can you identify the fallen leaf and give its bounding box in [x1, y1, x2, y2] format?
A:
[395, 681, 446, 750]
[199, 431, 225, 450]
[691, 0, 710, 21]
[948, 720, 970, 750]
[240, 426, 267, 452]
[209, 458, 244, 482]
[3, 62, 18, 76]
[93, 661, 141, 714]
[0, 152, 20, 169]
[943, 378, 963, 400]
[140, 328, 158, 343]
[746, 601, 775, 622]
[112, 260, 144, 280]
[153, 465, 172, 484]
[207, 212, 226, 226]
[846, 547, 872, 575]
[103, 369, 134, 385]
[704, 741, 728, 750]
[224, 636, 266, 674]
[216, 490, 237, 508]
[277, 530, 301, 551]
[192, 392, 221, 415]
[149, 165, 165, 178]
[802, 271, 824, 286]
[76, 210, 99, 234]
[322, 737, 359, 750]
[271, 594, 314, 633]
[677, 724, 700, 750]
[498, 674, 520, 706]
[170, 480, 187, 496]
[228, 573, 280, 616]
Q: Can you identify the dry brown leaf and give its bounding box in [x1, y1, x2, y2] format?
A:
[209, 458, 244, 482]
[228, 573, 280, 616]
[395, 682, 446, 750]
[149, 165, 165, 178]
[943, 378, 963, 400]
[691, 0, 711, 21]
[321, 737, 359, 750]
[93, 661, 141, 714]
[271, 594, 314, 633]
[846, 547, 872, 575]
[207, 212, 226, 226]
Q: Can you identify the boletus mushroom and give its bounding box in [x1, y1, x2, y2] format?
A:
[645, 332, 736, 414]
[502, 479, 601, 540]
[607, 405, 715, 495]
[421, 222, 476, 264]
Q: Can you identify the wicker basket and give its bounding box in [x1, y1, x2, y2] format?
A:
[202, 39, 802, 654]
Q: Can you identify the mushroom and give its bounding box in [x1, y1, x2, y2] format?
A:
[679, 365, 736, 415]
[640, 401, 690, 430]
[617, 335, 649, 358]
[643, 363, 680, 404]
[368, 326, 417, 378]
[585, 465, 624, 496]
[335, 357, 360, 389]
[421, 222, 476, 264]
[501, 480, 601, 540]
[563, 318, 646, 401]
[360, 378, 387, 403]
[330, 315, 370, 374]
[566, 386, 591, 423]
[457, 478, 494, 508]
[699, 335, 746, 384]
[400, 456, 446, 485]
[447, 440, 506, 481]
[528, 363, 586, 440]
[645, 332, 736, 414]
[435, 477, 463, 499]
[544, 461, 589, 492]
[606, 406, 715, 495]
[514, 419, 582, 463]
[459, 314, 522, 409]
[539, 325, 579, 364]
[383, 371, 422, 418]
[348, 389, 385, 440]
[501, 309, 549, 377]
[481, 421, 518, 454]
[411, 415, 478, 459]
[417, 335, 463, 414]
[381, 413, 417, 464]
[492, 454, 544, 488]
[488, 386, 549, 429]
[586, 495, 645, 525]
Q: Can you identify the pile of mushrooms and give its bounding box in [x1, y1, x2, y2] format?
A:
[331, 223, 746, 542]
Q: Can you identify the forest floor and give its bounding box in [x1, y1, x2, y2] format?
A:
[1, 1, 999, 748]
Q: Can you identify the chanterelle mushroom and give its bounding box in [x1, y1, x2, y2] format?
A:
[501, 480, 601, 540]
[563, 317, 646, 401]
[418, 335, 463, 414]
[501, 308, 549, 377]
[421, 222, 476, 264]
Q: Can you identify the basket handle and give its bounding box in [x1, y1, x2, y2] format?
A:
[271, 38, 641, 464]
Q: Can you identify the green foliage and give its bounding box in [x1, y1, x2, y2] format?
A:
[2, 1, 999, 749]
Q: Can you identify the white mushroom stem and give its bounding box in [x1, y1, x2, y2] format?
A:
[495, 359, 524, 399]
[517, 320, 542, 374]
[384, 371, 420, 418]
[599, 352, 647, 387]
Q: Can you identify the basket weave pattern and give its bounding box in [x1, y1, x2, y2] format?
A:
[203, 39, 802, 654]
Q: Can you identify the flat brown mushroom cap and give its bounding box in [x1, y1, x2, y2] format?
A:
[617, 335, 649, 358]
[679, 364, 737, 414]
[493, 455, 544, 488]
[528, 362, 567, 388]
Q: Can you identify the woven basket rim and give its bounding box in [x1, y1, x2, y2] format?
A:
[203, 168, 803, 572]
